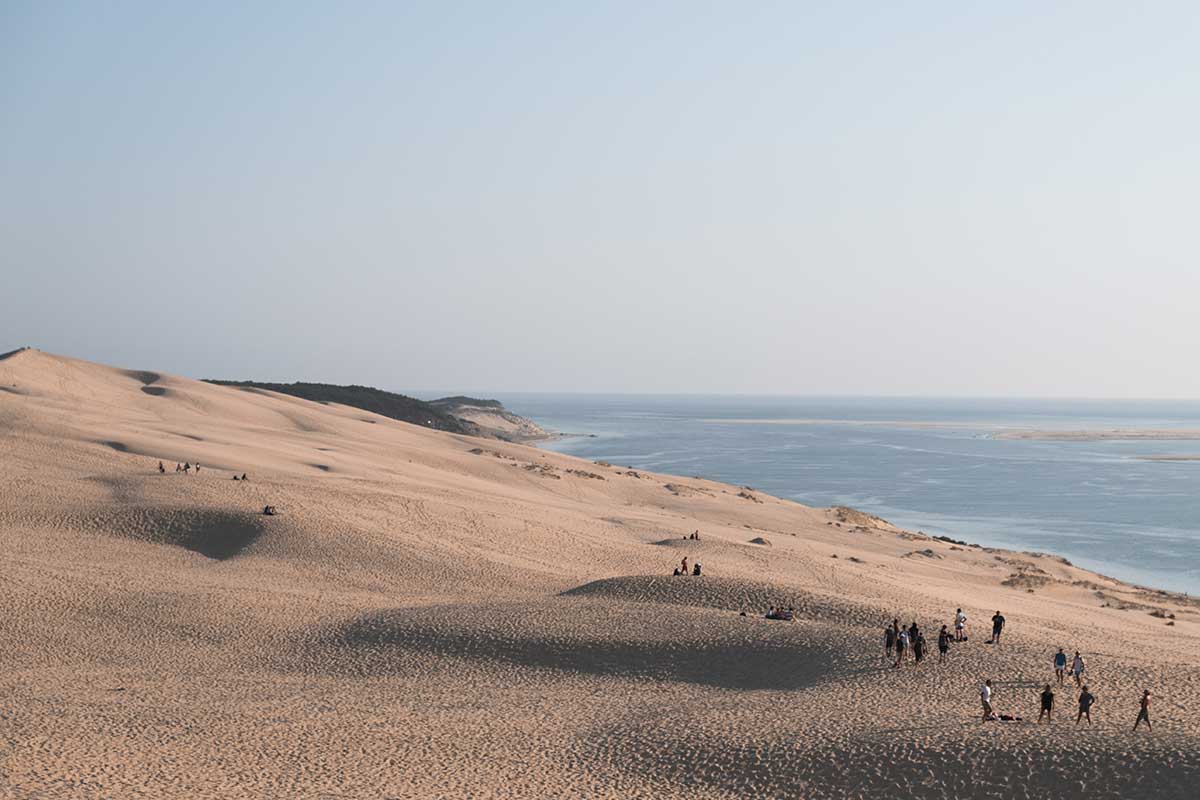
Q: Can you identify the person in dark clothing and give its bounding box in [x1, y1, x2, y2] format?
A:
[937, 625, 951, 663]
[1077, 686, 1096, 725]
[913, 632, 926, 663]
[672, 568, 680, 576]
[158, 461, 165, 474]
[1038, 684, 1055, 723]
[692, 563, 702, 576]
[990, 611, 1006, 644]
[1054, 648, 1067, 684]
[885, 624, 897, 659]
[1134, 690, 1152, 731]
[241, 473, 247, 481]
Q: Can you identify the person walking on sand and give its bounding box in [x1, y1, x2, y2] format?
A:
[895, 627, 908, 668]
[1071, 651, 1086, 687]
[175, 463, 181, 473]
[955, 608, 967, 641]
[938, 625, 951, 663]
[1054, 648, 1067, 685]
[989, 611, 1005, 644]
[885, 622, 897, 660]
[1077, 686, 1096, 725]
[183, 462, 191, 474]
[1133, 690, 1152, 731]
[1038, 684, 1055, 723]
[680, 557, 688, 576]
[981, 680, 995, 721]
[913, 631, 926, 664]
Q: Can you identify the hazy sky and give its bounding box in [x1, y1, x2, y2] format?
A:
[3, 2, 1198, 396]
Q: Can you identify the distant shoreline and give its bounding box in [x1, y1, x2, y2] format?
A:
[700, 417, 1200, 442]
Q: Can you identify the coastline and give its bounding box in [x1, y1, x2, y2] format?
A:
[529, 407, 1200, 596]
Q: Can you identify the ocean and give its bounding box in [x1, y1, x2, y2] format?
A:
[491, 395, 1200, 595]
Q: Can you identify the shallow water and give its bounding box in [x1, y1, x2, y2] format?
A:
[494, 395, 1200, 594]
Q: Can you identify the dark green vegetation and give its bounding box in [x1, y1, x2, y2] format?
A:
[204, 380, 473, 434]
[428, 396, 504, 410]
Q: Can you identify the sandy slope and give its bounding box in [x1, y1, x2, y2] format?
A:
[1, 348, 1197, 800]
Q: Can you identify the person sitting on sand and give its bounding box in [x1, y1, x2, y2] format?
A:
[241, 473, 247, 481]
[1054, 648, 1067, 684]
[989, 611, 1005, 644]
[692, 562, 701, 576]
[1134, 689, 1152, 732]
[955, 608, 967, 641]
[233, 475, 239, 481]
[1077, 686, 1096, 725]
[981, 680, 995, 721]
[1071, 651, 1085, 686]
[1038, 684, 1055, 723]
[938, 625, 950, 663]
[263, 505, 276, 516]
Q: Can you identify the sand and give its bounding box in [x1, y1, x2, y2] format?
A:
[993, 429, 1200, 441]
[2, 348, 1198, 799]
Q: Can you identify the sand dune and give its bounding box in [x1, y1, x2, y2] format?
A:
[2, 348, 1198, 799]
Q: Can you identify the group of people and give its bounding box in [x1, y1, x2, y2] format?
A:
[986, 680, 1150, 730]
[672, 556, 701, 576]
[886, 620, 921, 665]
[885, 619, 959, 666]
[885, 608, 1152, 730]
[1054, 648, 1087, 686]
[157, 460, 246, 481]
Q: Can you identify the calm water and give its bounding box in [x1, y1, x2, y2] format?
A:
[491, 395, 1200, 594]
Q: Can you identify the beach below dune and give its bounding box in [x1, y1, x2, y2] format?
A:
[2, 350, 1199, 799]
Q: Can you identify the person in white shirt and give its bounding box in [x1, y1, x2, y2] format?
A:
[1071, 652, 1086, 686]
[894, 629, 909, 668]
[955, 608, 967, 641]
[981, 679, 995, 721]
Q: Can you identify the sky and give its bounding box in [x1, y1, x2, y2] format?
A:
[3, 2, 1199, 396]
